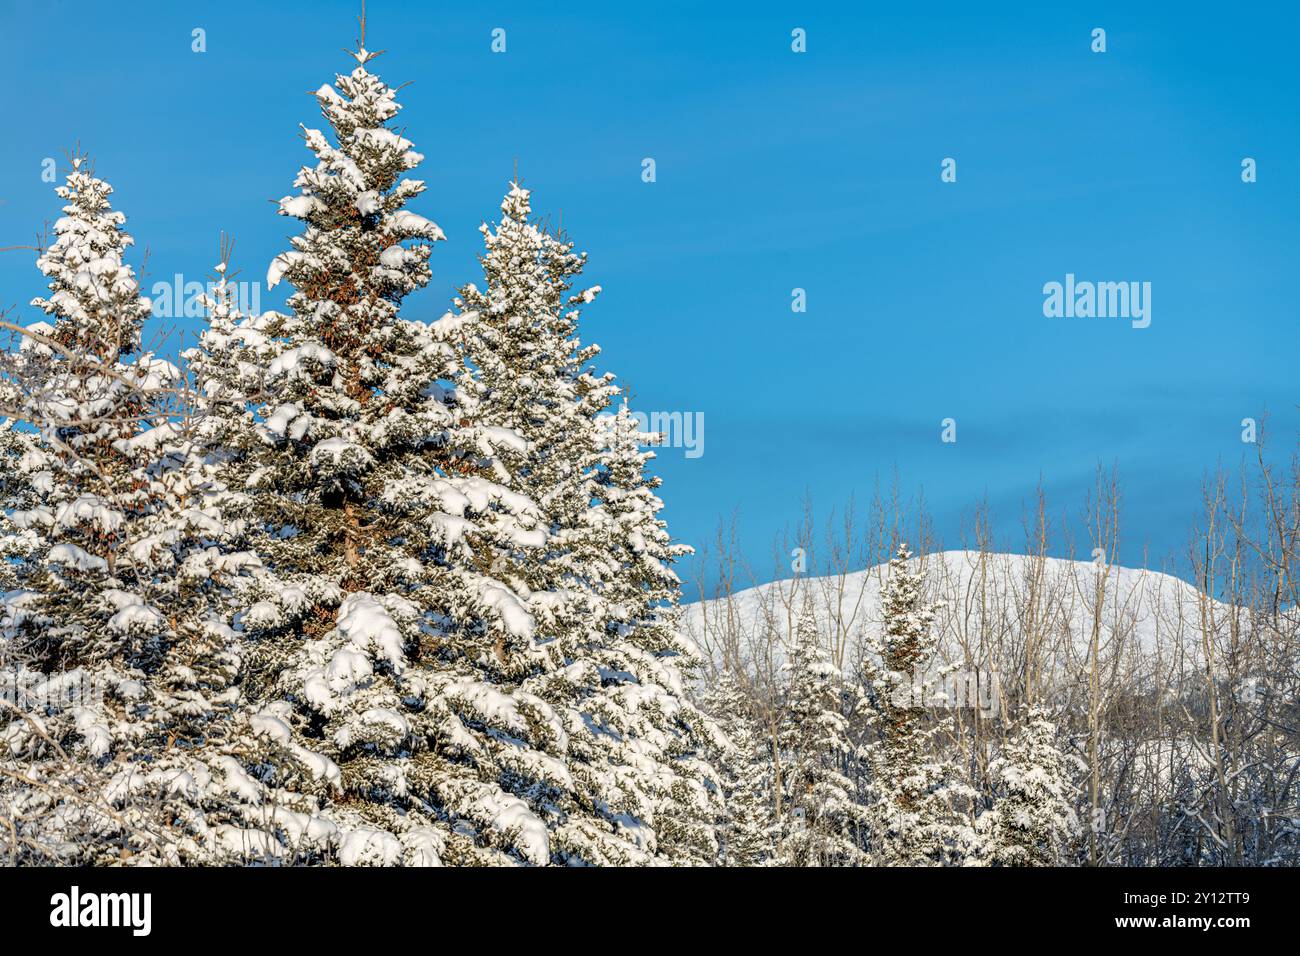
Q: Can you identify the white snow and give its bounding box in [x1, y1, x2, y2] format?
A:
[267, 343, 336, 380]
[339, 826, 402, 866]
[47, 544, 108, 573]
[386, 209, 445, 242]
[335, 593, 407, 672]
[682, 550, 1235, 683]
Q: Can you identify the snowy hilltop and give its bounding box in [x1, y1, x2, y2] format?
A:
[683, 550, 1237, 688]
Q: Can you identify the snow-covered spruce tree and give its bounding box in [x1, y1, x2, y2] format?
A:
[577, 400, 722, 864]
[973, 706, 1082, 866]
[0, 158, 168, 861]
[220, 44, 654, 866]
[776, 605, 867, 866]
[448, 183, 611, 455]
[182, 248, 280, 485]
[0, 161, 301, 864]
[438, 191, 721, 863]
[442, 183, 614, 625]
[107, 258, 349, 865]
[861, 545, 973, 866]
[701, 666, 776, 866]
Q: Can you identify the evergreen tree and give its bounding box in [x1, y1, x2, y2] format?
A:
[443, 183, 612, 634]
[579, 402, 722, 864]
[0, 162, 303, 863]
[584, 402, 692, 652]
[219, 43, 628, 865]
[777, 605, 866, 866]
[973, 706, 1082, 866]
[861, 545, 973, 866]
[0, 158, 170, 861]
[438, 189, 722, 863]
[702, 667, 776, 866]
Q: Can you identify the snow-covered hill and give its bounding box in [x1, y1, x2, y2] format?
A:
[681, 551, 1235, 689]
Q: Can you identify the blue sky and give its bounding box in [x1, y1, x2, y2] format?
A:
[1, 1, 1295, 599]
